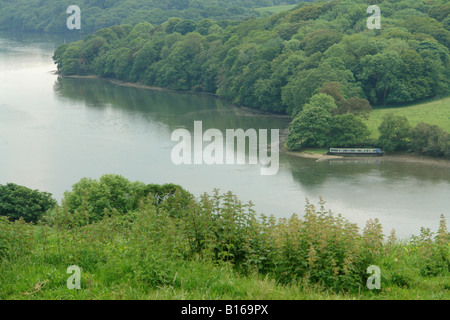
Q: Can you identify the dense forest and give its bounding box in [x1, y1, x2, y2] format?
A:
[0, 0, 310, 34]
[52, 0, 450, 154]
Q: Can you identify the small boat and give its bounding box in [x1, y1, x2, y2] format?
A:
[327, 148, 384, 156]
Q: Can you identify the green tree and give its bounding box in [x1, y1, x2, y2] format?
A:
[289, 4, 323, 22]
[129, 40, 159, 82]
[136, 184, 194, 218]
[400, 49, 432, 101]
[339, 97, 372, 119]
[282, 61, 356, 115]
[174, 19, 197, 35]
[319, 82, 346, 109]
[59, 43, 86, 75]
[378, 113, 411, 152]
[63, 174, 140, 222]
[129, 22, 154, 38]
[409, 122, 450, 157]
[300, 28, 343, 56]
[403, 16, 450, 48]
[286, 94, 335, 150]
[307, 93, 338, 113]
[0, 184, 57, 223]
[328, 114, 371, 148]
[195, 19, 216, 35]
[360, 51, 407, 105]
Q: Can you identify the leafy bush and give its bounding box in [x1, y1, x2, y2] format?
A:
[0, 216, 34, 260]
[378, 113, 411, 152]
[60, 174, 194, 223]
[0, 183, 57, 223]
[412, 217, 449, 276]
[409, 122, 450, 157]
[183, 193, 385, 292]
[269, 200, 382, 291]
[136, 183, 195, 218]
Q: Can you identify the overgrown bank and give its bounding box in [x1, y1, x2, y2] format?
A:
[52, 0, 450, 157]
[1, 175, 448, 299]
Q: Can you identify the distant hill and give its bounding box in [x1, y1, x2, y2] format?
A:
[0, 0, 311, 34]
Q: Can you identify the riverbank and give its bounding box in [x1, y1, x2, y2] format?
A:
[278, 126, 450, 168]
[285, 148, 450, 169]
[58, 73, 291, 119]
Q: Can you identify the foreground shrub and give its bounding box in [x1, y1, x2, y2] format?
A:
[60, 174, 194, 223]
[182, 190, 262, 269]
[12, 178, 448, 295]
[410, 215, 449, 276]
[269, 200, 382, 291]
[0, 216, 34, 261]
[180, 194, 386, 292]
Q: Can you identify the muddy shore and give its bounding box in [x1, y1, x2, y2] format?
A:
[284, 150, 450, 168]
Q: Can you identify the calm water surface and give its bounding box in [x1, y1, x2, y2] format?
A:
[1, 31, 449, 238]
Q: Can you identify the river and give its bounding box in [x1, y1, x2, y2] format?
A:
[0, 31, 449, 238]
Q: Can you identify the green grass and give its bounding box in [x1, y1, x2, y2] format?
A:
[366, 97, 450, 139]
[0, 250, 350, 300]
[255, 4, 297, 14]
[1, 229, 448, 300]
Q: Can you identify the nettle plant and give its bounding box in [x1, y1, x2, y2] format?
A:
[269, 200, 382, 291]
[0, 216, 34, 261]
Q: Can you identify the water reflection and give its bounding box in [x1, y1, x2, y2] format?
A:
[53, 76, 289, 132]
[284, 154, 450, 191]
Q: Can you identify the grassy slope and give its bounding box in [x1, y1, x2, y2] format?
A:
[1, 224, 448, 300]
[2, 267, 448, 300]
[366, 97, 450, 139]
[1, 249, 448, 300]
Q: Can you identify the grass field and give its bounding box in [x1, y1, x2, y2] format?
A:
[1, 245, 448, 300]
[366, 97, 450, 138]
[255, 4, 297, 14]
[1, 214, 449, 300]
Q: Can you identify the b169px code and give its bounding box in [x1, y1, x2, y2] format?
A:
[225, 304, 268, 315]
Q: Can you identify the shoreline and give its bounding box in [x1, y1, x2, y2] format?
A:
[58, 73, 450, 169]
[284, 149, 450, 168]
[57, 73, 291, 119]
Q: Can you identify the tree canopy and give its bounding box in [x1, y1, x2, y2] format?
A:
[50, 0, 449, 152]
[53, 0, 449, 112]
[0, 184, 57, 223]
[0, 0, 312, 34]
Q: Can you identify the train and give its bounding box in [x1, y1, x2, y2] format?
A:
[327, 148, 384, 156]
